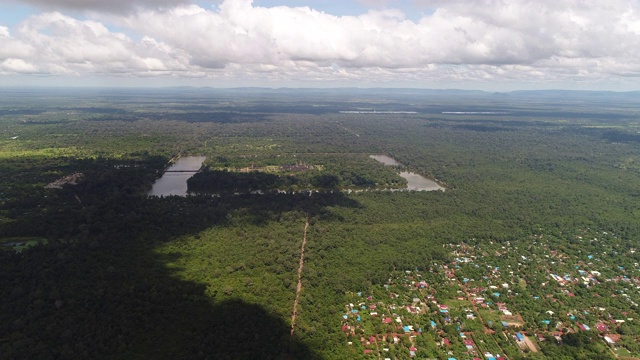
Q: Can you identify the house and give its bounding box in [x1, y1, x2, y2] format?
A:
[409, 346, 417, 357]
[577, 323, 590, 331]
[604, 334, 620, 344]
[515, 333, 524, 342]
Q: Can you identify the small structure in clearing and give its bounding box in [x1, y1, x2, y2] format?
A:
[45, 173, 83, 189]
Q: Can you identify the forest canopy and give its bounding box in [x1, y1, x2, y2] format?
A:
[1, 88, 640, 359]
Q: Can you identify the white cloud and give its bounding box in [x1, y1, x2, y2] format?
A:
[0, 12, 190, 75]
[0, 0, 190, 13]
[1, 0, 640, 87]
[1, 58, 38, 73]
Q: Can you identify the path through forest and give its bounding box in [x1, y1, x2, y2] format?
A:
[289, 213, 310, 346]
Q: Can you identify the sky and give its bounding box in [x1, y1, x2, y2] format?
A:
[1, 0, 640, 90]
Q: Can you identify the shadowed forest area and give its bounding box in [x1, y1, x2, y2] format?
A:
[1, 154, 364, 359]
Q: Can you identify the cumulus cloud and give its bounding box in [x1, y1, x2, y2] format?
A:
[0, 12, 188, 75]
[1, 0, 640, 87]
[0, 0, 190, 13]
[1, 58, 38, 73]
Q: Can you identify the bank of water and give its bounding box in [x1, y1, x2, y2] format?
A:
[370, 155, 444, 191]
[148, 156, 207, 196]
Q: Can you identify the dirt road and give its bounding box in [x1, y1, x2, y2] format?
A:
[290, 213, 310, 342]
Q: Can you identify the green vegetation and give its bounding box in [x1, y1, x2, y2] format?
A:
[186, 153, 405, 193]
[1, 88, 640, 359]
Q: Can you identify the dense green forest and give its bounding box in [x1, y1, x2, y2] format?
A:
[1, 88, 640, 359]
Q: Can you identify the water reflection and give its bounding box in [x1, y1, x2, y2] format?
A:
[370, 155, 444, 191]
[148, 156, 206, 196]
[369, 154, 403, 166]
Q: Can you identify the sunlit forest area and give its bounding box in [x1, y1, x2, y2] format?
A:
[1, 87, 640, 359]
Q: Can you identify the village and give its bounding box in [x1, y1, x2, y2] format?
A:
[340, 229, 640, 359]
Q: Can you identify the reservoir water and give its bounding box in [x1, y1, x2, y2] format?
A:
[149, 155, 441, 196]
[370, 155, 444, 191]
[148, 156, 206, 196]
[369, 155, 403, 166]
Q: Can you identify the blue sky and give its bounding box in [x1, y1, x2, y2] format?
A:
[0, 1, 432, 21]
[1, 0, 639, 90]
[0, 2, 36, 26]
[251, 0, 433, 19]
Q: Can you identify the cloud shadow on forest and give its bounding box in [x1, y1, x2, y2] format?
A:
[0, 156, 361, 359]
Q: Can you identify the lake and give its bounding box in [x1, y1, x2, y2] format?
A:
[369, 154, 403, 166]
[148, 156, 207, 196]
[370, 155, 444, 191]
